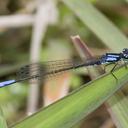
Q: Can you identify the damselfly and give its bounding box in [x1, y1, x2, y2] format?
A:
[0, 48, 128, 88]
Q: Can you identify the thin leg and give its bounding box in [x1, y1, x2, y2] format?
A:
[104, 62, 119, 81]
[110, 63, 118, 81]
[104, 62, 114, 72]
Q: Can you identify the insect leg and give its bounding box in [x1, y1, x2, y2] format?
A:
[103, 62, 114, 72]
[110, 63, 118, 81]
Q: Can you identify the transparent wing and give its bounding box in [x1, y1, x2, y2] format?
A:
[16, 57, 101, 81]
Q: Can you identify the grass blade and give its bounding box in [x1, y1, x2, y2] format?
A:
[62, 0, 128, 52]
[0, 108, 8, 128]
[11, 65, 128, 128]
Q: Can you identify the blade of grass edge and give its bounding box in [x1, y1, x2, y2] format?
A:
[11, 65, 128, 128]
[0, 108, 8, 128]
[107, 92, 128, 128]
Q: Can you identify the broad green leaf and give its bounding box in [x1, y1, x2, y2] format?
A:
[12, 65, 128, 128]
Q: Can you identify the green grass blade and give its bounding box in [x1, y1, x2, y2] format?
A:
[0, 108, 8, 128]
[107, 92, 128, 128]
[11, 65, 128, 128]
[62, 0, 128, 52]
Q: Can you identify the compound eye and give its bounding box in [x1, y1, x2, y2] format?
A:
[123, 48, 128, 52]
[123, 48, 128, 58]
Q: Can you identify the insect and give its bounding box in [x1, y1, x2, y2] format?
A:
[0, 48, 128, 88]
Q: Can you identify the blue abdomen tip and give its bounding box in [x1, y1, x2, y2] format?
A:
[0, 80, 16, 87]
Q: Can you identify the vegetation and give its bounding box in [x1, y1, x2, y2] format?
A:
[0, 0, 128, 128]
